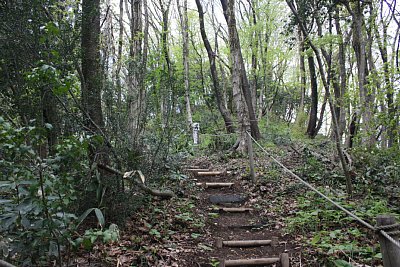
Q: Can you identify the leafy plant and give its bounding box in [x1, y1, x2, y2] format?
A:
[0, 117, 113, 265]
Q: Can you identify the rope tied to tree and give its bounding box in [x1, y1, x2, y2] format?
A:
[246, 132, 400, 250]
[375, 223, 400, 231]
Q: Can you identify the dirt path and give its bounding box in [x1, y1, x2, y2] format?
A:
[179, 159, 293, 266]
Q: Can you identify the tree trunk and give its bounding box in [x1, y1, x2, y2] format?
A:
[221, 0, 261, 140]
[177, 0, 193, 131]
[81, 0, 107, 158]
[195, 0, 235, 134]
[345, 1, 376, 147]
[296, 27, 306, 126]
[306, 53, 318, 138]
[249, 0, 258, 112]
[127, 0, 143, 144]
[334, 9, 347, 139]
[375, 10, 395, 147]
[42, 86, 59, 155]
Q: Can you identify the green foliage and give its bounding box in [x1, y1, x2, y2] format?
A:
[351, 147, 400, 194]
[286, 190, 395, 265]
[0, 117, 113, 264]
[197, 133, 237, 152]
[73, 224, 120, 250]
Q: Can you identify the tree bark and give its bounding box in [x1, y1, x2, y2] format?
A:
[334, 8, 347, 139]
[306, 53, 318, 138]
[177, 0, 193, 131]
[221, 0, 261, 140]
[195, 0, 235, 134]
[127, 0, 143, 143]
[375, 8, 395, 147]
[81, 0, 107, 160]
[297, 27, 306, 123]
[345, 1, 375, 147]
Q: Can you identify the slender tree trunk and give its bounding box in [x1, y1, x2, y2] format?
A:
[306, 53, 318, 138]
[334, 9, 347, 138]
[249, 0, 258, 112]
[221, 0, 261, 140]
[127, 0, 143, 143]
[296, 27, 306, 126]
[345, 1, 375, 147]
[375, 11, 395, 147]
[42, 87, 59, 155]
[195, 0, 235, 133]
[177, 0, 193, 131]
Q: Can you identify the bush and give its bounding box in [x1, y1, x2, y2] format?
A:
[0, 117, 103, 265]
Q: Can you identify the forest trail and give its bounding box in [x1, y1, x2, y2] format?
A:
[180, 159, 293, 267]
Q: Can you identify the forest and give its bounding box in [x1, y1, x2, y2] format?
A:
[0, 0, 399, 266]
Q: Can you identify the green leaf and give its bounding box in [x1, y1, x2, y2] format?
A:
[311, 233, 321, 245]
[77, 208, 105, 229]
[198, 244, 213, 251]
[94, 208, 105, 228]
[374, 253, 382, 259]
[191, 233, 201, 239]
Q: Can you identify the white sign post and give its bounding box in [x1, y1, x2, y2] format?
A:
[192, 123, 200, 145]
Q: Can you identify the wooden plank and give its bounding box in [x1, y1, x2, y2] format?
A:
[208, 207, 253, 212]
[196, 171, 231, 176]
[219, 257, 280, 267]
[215, 239, 272, 248]
[196, 182, 234, 188]
[185, 168, 210, 172]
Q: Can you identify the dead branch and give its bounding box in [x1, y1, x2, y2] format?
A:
[97, 164, 174, 199]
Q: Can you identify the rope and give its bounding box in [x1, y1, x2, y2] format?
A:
[375, 223, 400, 231]
[246, 132, 400, 250]
[386, 230, 400, 236]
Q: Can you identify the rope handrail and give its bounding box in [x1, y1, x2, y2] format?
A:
[246, 132, 400, 250]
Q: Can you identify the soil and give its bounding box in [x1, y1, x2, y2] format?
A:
[70, 150, 312, 267]
[175, 156, 300, 267]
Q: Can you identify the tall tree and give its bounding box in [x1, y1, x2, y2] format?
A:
[81, 0, 105, 141]
[221, 0, 261, 140]
[177, 0, 193, 131]
[305, 50, 318, 138]
[127, 0, 144, 143]
[195, 0, 235, 134]
[344, 0, 376, 147]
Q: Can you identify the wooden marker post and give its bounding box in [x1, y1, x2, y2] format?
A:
[377, 215, 400, 267]
[192, 123, 200, 144]
[246, 129, 256, 184]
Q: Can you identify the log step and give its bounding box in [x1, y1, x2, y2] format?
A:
[215, 239, 272, 248]
[208, 207, 253, 213]
[209, 194, 247, 204]
[219, 257, 280, 267]
[197, 182, 234, 188]
[185, 168, 210, 172]
[196, 171, 231, 176]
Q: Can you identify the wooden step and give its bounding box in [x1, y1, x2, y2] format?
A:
[208, 207, 253, 213]
[185, 168, 210, 172]
[196, 171, 231, 176]
[196, 182, 234, 188]
[215, 239, 272, 248]
[209, 194, 247, 204]
[219, 257, 279, 267]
